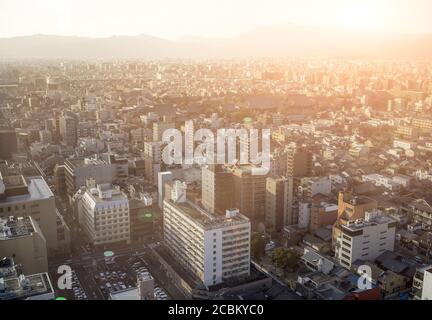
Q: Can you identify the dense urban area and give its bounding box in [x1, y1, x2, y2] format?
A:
[1, 59, 432, 300]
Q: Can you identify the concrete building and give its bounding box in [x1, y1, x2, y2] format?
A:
[421, 267, 432, 300]
[201, 165, 233, 215]
[153, 121, 174, 142]
[409, 199, 432, 229]
[299, 177, 332, 197]
[310, 200, 338, 233]
[286, 147, 312, 178]
[265, 176, 293, 232]
[335, 209, 397, 269]
[0, 174, 59, 254]
[76, 179, 130, 246]
[0, 216, 47, 275]
[231, 165, 266, 223]
[0, 271, 54, 300]
[129, 199, 154, 242]
[337, 192, 378, 223]
[60, 155, 128, 202]
[59, 115, 77, 147]
[144, 141, 163, 186]
[163, 181, 251, 287]
[0, 129, 18, 160]
[158, 171, 173, 209]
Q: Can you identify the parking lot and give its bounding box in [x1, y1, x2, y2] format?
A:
[71, 270, 88, 300]
[74, 254, 170, 300]
[126, 256, 168, 300]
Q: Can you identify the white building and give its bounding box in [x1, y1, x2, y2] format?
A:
[422, 268, 432, 300]
[163, 181, 251, 287]
[76, 179, 130, 246]
[362, 174, 401, 191]
[335, 209, 396, 268]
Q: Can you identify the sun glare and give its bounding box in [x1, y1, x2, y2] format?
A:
[338, 1, 382, 32]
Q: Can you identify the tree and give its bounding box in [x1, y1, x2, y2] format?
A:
[251, 234, 266, 260]
[272, 248, 300, 271]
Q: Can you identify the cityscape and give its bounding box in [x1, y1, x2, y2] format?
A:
[1, 0, 432, 308]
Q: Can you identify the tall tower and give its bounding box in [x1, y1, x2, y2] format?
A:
[201, 165, 233, 214]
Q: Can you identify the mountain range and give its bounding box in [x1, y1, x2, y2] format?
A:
[1, 24, 432, 59]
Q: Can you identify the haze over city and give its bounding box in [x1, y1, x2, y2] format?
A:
[1, 0, 432, 311]
[2, 0, 432, 39]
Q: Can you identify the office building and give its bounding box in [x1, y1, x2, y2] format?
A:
[335, 209, 396, 269]
[0, 216, 47, 275]
[231, 165, 266, 223]
[76, 179, 130, 246]
[201, 165, 233, 215]
[144, 141, 163, 186]
[59, 115, 77, 147]
[158, 171, 173, 209]
[0, 271, 54, 300]
[59, 155, 128, 202]
[265, 176, 293, 233]
[0, 129, 18, 160]
[286, 147, 312, 178]
[0, 174, 59, 253]
[129, 199, 154, 242]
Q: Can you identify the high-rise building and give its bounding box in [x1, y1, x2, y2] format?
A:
[144, 141, 163, 186]
[265, 176, 293, 232]
[201, 165, 233, 215]
[153, 121, 174, 142]
[286, 147, 312, 178]
[0, 216, 48, 275]
[0, 129, 18, 160]
[335, 209, 396, 269]
[231, 165, 266, 223]
[76, 179, 130, 246]
[59, 115, 77, 147]
[129, 199, 154, 242]
[163, 181, 251, 287]
[158, 172, 173, 209]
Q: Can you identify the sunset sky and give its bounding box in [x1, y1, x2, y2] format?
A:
[1, 0, 432, 39]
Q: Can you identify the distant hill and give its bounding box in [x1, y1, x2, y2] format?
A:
[1, 25, 432, 59]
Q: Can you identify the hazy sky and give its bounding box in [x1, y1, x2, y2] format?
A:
[1, 0, 432, 39]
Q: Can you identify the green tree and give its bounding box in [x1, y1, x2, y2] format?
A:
[272, 248, 300, 271]
[251, 234, 266, 260]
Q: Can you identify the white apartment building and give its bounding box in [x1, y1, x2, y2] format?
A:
[362, 174, 401, 191]
[76, 179, 130, 246]
[335, 209, 396, 269]
[163, 181, 251, 287]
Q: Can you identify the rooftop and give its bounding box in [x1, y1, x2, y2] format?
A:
[165, 199, 249, 230]
[0, 216, 36, 240]
[0, 176, 53, 203]
[0, 273, 54, 300]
